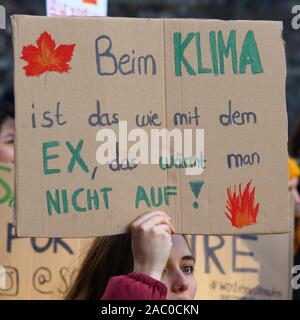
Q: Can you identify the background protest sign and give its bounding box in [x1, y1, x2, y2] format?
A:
[194, 233, 293, 300]
[0, 164, 91, 299]
[47, 0, 107, 17]
[12, 16, 289, 237]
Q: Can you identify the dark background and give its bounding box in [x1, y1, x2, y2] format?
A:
[0, 0, 299, 132]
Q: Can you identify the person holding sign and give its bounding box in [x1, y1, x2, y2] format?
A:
[66, 211, 197, 300]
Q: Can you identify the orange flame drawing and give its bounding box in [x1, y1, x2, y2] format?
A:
[224, 180, 259, 228]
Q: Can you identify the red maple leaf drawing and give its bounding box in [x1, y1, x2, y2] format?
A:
[21, 31, 76, 77]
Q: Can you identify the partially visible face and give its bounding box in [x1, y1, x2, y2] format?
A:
[0, 117, 15, 163]
[161, 235, 197, 300]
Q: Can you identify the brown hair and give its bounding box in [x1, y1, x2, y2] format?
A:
[65, 234, 133, 300]
[65, 233, 192, 300]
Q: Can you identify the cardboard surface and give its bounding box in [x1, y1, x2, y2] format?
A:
[0, 164, 90, 299]
[12, 15, 289, 237]
[194, 234, 292, 300]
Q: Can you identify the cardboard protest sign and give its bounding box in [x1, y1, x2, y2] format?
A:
[0, 164, 90, 299]
[47, 0, 107, 17]
[194, 233, 293, 300]
[12, 16, 289, 237]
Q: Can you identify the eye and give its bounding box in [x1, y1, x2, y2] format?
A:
[3, 135, 14, 144]
[182, 265, 194, 274]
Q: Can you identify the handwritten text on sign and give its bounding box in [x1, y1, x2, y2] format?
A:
[12, 17, 288, 237]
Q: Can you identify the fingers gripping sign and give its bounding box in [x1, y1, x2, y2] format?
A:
[130, 211, 175, 281]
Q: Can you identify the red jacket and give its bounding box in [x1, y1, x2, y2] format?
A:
[101, 272, 167, 300]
